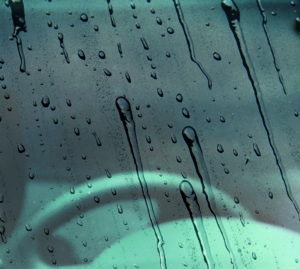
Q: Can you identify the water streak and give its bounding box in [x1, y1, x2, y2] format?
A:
[180, 180, 215, 268]
[182, 126, 236, 268]
[221, 0, 300, 218]
[116, 97, 167, 269]
[172, 0, 212, 89]
[256, 0, 287, 95]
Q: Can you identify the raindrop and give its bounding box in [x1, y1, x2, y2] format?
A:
[70, 187, 75, 194]
[47, 20, 52, 27]
[125, 72, 131, 83]
[17, 144, 25, 153]
[290, 1, 296, 6]
[25, 224, 32, 231]
[44, 227, 50, 235]
[105, 168, 112, 178]
[224, 168, 229, 174]
[171, 135, 177, 144]
[94, 196, 100, 203]
[117, 204, 123, 214]
[167, 27, 174, 34]
[117, 42, 123, 58]
[156, 17, 162, 25]
[47, 246, 54, 253]
[213, 51, 222, 61]
[150, 72, 157, 79]
[94, 25, 99, 31]
[296, 17, 300, 32]
[268, 191, 273, 199]
[182, 107, 190, 118]
[29, 171, 35, 180]
[140, 37, 149, 50]
[252, 252, 257, 260]
[176, 93, 183, 102]
[220, 116, 226, 123]
[157, 88, 163, 97]
[74, 128, 80, 136]
[92, 131, 102, 146]
[233, 149, 238, 156]
[98, 50, 106, 59]
[176, 155, 182, 163]
[130, 2, 136, 9]
[103, 68, 112, 77]
[253, 143, 261, 156]
[66, 98, 72, 106]
[41, 95, 50, 107]
[217, 144, 224, 153]
[78, 49, 86, 60]
[145, 135, 151, 144]
[234, 196, 239, 204]
[80, 13, 88, 22]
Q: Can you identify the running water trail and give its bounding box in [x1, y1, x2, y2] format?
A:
[116, 96, 167, 269]
[182, 126, 236, 268]
[172, 0, 212, 89]
[9, 0, 27, 72]
[256, 0, 287, 95]
[221, 0, 300, 218]
[180, 180, 215, 269]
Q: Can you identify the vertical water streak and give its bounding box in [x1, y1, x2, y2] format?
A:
[182, 126, 236, 268]
[9, 0, 26, 72]
[256, 0, 287, 95]
[116, 97, 167, 269]
[221, 0, 300, 218]
[172, 0, 212, 89]
[180, 180, 215, 269]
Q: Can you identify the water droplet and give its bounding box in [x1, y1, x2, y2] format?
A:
[41, 95, 50, 107]
[44, 227, 50, 235]
[157, 88, 163, 97]
[253, 143, 261, 156]
[80, 13, 88, 22]
[29, 171, 34, 180]
[145, 135, 151, 144]
[92, 131, 102, 146]
[271, 11, 277, 16]
[268, 191, 273, 199]
[105, 168, 112, 178]
[125, 72, 131, 83]
[213, 51, 221, 61]
[47, 20, 52, 27]
[74, 128, 80, 136]
[296, 17, 300, 32]
[176, 93, 183, 102]
[70, 187, 75, 194]
[290, 1, 296, 7]
[17, 144, 25, 153]
[25, 224, 32, 231]
[176, 155, 182, 163]
[131, 2, 136, 9]
[140, 37, 149, 50]
[150, 72, 157, 79]
[98, 50, 106, 59]
[156, 17, 162, 25]
[47, 245, 54, 253]
[86, 117, 91, 124]
[220, 116, 226, 123]
[224, 168, 229, 174]
[117, 42, 123, 58]
[252, 252, 257, 260]
[217, 144, 224, 153]
[103, 68, 112, 76]
[94, 25, 99, 31]
[234, 196, 239, 204]
[167, 27, 174, 34]
[233, 149, 238, 156]
[182, 107, 190, 118]
[94, 196, 100, 203]
[78, 49, 85, 60]
[117, 204, 123, 214]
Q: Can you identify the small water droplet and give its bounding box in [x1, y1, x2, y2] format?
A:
[17, 144, 25, 153]
[252, 252, 257, 260]
[140, 37, 149, 50]
[176, 93, 183, 102]
[217, 144, 224, 153]
[25, 224, 32, 231]
[182, 107, 190, 118]
[166, 26, 175, 35]
[70, 187, 75, 194]
[98, 50, 106, 59]
[220, 116, 226, 123]
[213, 51, 222, 61]
[103, 68, 112, 76]
[268, 191, 273, 199]
[74, 128, 80, 136]
[41, 95, 50, 107]
[78, 49, 86, 60]
[44, 227, 50, 235]
[94, 25, 99, 31]
[94, 196, 100, 203]
[47, 245, 54, 253]
[234, 196, 239, 204]
[157, 88, 164, 97]
[117, 204, 123, 214]
[80, 13, 88, 22]
[253, 143, 261, 156]
[125, 72, 131, 83]
[156, 17, 162, 25]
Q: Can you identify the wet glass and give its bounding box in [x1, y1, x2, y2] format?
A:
[0, 0, 300, 268]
